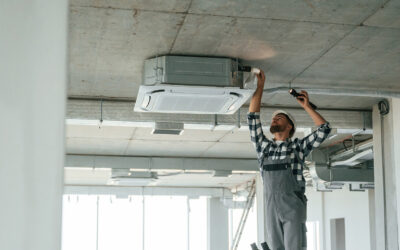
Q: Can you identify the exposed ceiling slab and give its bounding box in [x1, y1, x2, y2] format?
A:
[69, 5, 185, 98]
[188, 0, 383, 25]
[293, 26, 400, 90]
[364, 0, 400, 28]
[67, 0, 399, 110]
[171, 14, 353, 85]
[70, 0, 192, 12]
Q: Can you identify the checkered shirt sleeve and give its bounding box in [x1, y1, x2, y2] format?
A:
[247, 112, 272, 161]
[294, 123, 332, 161]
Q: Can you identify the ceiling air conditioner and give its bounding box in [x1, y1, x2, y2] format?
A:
[134, 56, 256, 115]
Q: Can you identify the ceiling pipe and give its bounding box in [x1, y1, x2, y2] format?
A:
[264, 87, 400, 99]
[330, 148, 373, 167]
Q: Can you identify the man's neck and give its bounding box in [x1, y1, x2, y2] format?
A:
[273, 132, 289, 141]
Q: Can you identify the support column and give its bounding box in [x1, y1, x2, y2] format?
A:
[256, 174, 266, 243]
[393, 99, 400, 248]
[0, 1, 67, 250]
[207, 197, 229, 250]
[372, 99, 400, 250]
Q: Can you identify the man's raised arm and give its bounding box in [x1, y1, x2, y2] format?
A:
[249, 70, 265, 112]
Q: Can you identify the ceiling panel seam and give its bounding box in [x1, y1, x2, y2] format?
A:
[123, 128, 137, 155]
[287, 0, 393, 86]
[199, 141, 220, 157]
[362, 0, 394, 25]
[168, 0, 194, 53]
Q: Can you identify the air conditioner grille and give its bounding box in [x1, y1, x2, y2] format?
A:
[155, 95, 232, 113]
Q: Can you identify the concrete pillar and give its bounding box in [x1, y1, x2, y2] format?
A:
[256, 174, 266, 243]
[369, 189, 376, 250]
[0, 1, 67, 250]
[207, 197, 229, 250]
[372, 99, 400, 250]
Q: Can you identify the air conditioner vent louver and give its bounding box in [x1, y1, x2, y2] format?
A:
[134, 56, 256, 115]
[156, 94, 230, 113]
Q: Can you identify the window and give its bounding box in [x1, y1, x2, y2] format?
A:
[62, 195, 97, 250]
[98, 195, 143, 250]
[144, 196, 187, 250]
[229, 198, 258, 250]
[62, 194, 207, 250]
[306, 221, 321, 250]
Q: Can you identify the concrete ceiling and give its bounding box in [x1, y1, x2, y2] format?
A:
[66, 0, 396, 163]
[68, 0, 400, 109]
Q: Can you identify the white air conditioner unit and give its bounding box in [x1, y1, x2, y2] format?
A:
[134, 56, 256, 115]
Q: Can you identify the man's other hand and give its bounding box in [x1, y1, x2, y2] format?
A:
[296, 90, 311, 109]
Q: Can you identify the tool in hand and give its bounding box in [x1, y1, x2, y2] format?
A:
[239, 66, 261, 74]
[289, 88, 317, 110]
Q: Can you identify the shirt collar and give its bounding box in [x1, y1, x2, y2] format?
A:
[273, 137, 292, 143]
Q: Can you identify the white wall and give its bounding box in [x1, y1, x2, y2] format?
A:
[0, 1, 67, 250]
[306, 187, 373, 250]
[372, 99, 400, 249]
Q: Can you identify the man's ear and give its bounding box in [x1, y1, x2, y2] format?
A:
[287, 123, 293, 131]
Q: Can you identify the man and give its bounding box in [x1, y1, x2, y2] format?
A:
[248, 70, 331, 250]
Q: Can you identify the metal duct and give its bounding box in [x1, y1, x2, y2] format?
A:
[330, 148, 373, 167]
[264, 87, 400, 99]
[309, 162, 374, 183]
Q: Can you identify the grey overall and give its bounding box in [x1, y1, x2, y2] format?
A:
[262, 157, 308, 250]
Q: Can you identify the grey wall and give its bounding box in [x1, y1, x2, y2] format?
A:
[0, 1, 67, 250]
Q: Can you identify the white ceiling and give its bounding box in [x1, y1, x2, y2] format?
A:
[66, 124, 308, 158]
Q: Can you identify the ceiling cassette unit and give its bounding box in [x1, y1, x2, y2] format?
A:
[134, 56, 256, 115]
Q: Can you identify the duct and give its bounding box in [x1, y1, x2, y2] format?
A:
[330, 148, 373, 167]
[66, 154, 259, 172]
[309, 162, 374, 183]
[67, 99, 372, 130]
[264, 87, 400, 99]
[330, 139, 373, 161]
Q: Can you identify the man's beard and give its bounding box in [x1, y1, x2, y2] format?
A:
[270, 125, 284, 134]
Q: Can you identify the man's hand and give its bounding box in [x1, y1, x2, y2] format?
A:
[256, 70, 265, 90]
[298, 90, 327, 126]
[249, 69, 265, 112]
[296, 90, 311, 109]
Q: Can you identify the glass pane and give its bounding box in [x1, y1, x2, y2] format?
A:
[230, 197, 258, 250]
[306, 220, 320, 250]
[189, 197, 207, 250]
[144, 196, 188, 250]
[98, 195, 143, 250]
[62, 195, 97, 250]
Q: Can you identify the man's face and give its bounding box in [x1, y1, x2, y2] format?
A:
[270, 114, 291, 134]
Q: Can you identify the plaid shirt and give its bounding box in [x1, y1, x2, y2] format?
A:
[248, 112, 331, 190]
